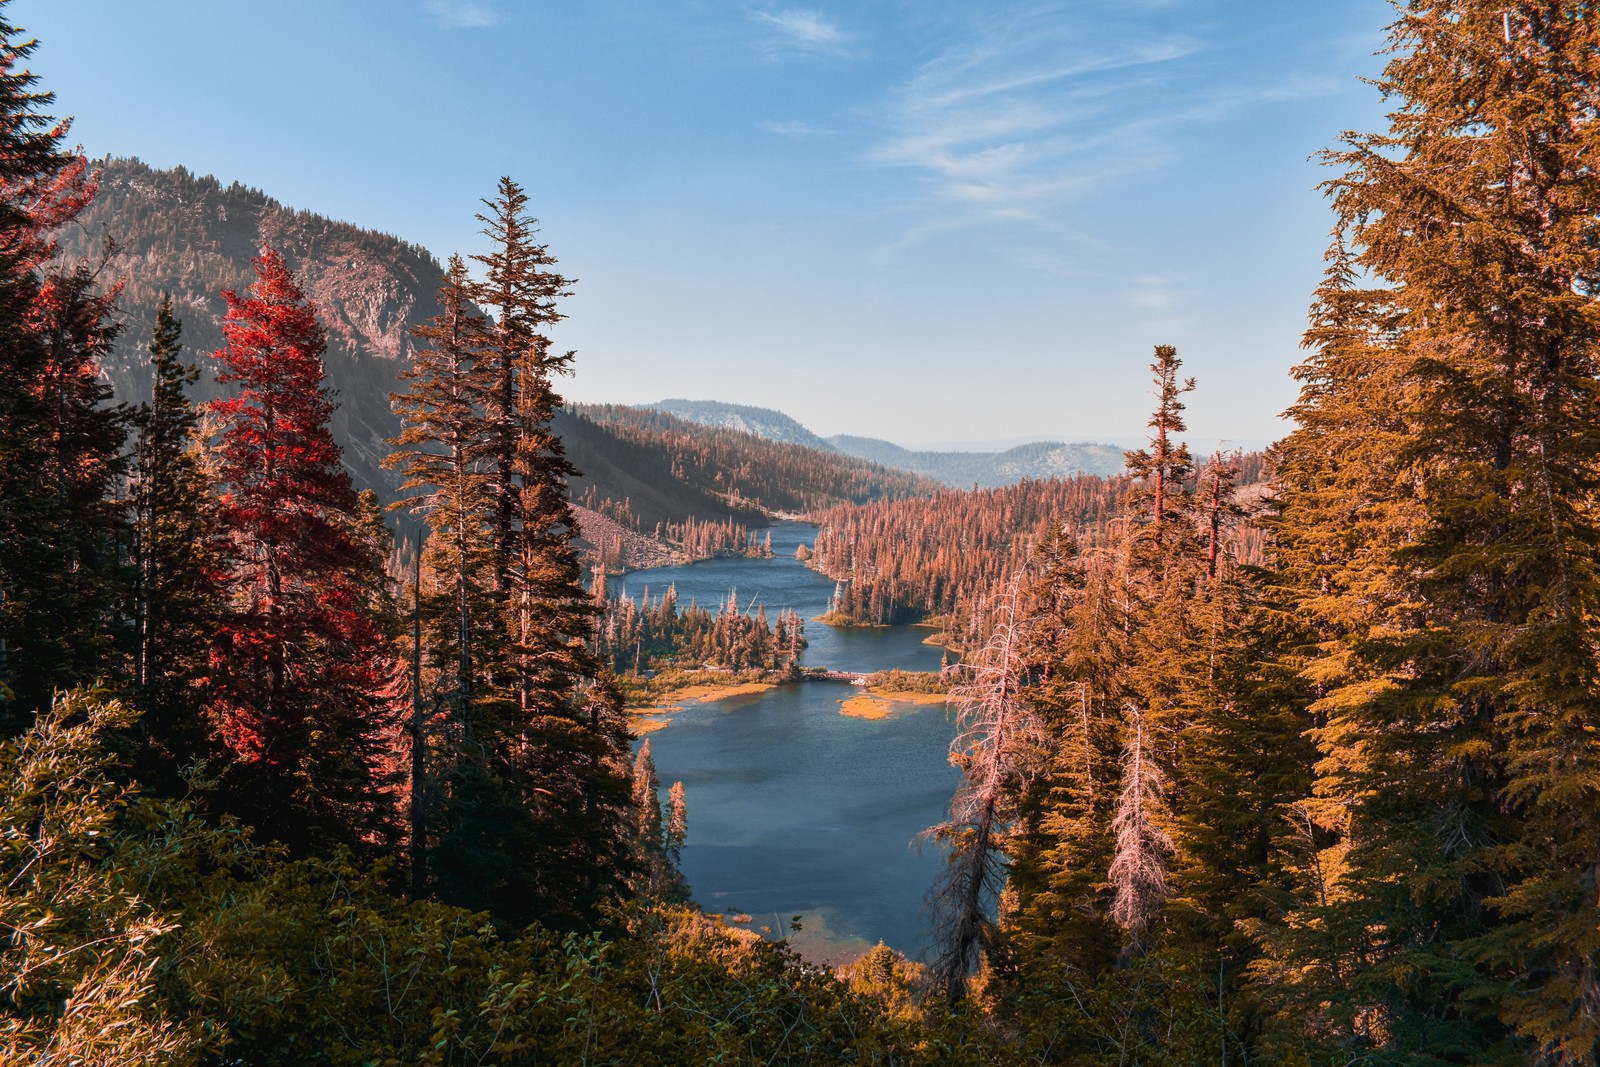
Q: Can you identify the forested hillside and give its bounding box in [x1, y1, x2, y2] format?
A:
[573, 403, 938, 517]
[57, 160, 896, 541]
[809, 451, 1268, 627]
[57, 156, 443, 503]
[639, 396, 1130, 487]
[827, 434, 1128, 486]
[10, 2, 1600, 1064]
[646, 398, 836, 450]
[3, 44, 990, 1056]
[913, 6, 1600, 1063]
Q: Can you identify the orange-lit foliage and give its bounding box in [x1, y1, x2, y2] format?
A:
[809, 455, 1269, 627]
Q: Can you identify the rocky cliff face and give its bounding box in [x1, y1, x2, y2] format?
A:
[57, 157, 444, 506]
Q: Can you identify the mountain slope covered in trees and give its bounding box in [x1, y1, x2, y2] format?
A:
[57, 156, 442, 504]
[646, 398, 836, 450]
[14, 1, 1600, 1062]
[56, 159, 915, 536]
[807, 451, 1268, 629]
[571, 403, 937, 519]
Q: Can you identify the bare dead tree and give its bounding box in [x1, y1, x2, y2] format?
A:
[1108, 700, 1172, 956]
[925, 574, 1046, 1005]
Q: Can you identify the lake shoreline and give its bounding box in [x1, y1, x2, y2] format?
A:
[631, 670, 949, 735]
[618, 519, 955, 960]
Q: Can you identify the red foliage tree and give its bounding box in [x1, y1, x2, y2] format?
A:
[206, 247, 399, 854]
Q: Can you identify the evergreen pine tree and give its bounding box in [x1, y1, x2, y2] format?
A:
[125, 294, 215, 785]
[414, 180, 635, 927]
[0, 17, 127, 727]
[386, 254, 496, 710]
[1123, 345, 1196, 561]
[1271, 3, 1600, 1060]
[206, 247, 400, 856]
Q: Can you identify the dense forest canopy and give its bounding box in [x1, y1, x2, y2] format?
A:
[5, 1, 1600, 1064]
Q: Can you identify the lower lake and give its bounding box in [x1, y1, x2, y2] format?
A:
[620, 521, 959, 962]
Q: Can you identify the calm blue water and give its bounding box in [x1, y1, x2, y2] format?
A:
[627, 521, 957, 961]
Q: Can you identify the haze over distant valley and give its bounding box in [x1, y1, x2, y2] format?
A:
[645, 399, 1131, 487]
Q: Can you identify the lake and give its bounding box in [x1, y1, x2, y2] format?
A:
[622, 521, 959, 962]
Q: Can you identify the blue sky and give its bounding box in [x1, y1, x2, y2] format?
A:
[24, 0, 1392, 448]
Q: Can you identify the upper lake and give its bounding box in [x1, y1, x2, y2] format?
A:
[621, 521, 958, 962]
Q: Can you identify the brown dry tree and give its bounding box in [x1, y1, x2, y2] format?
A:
[1108, 699, 1172, 956]
[925, 574, 1046, 1005]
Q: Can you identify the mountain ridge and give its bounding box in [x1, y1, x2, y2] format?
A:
[640, 398, 1129, 486]
[645, 399, 835, 451]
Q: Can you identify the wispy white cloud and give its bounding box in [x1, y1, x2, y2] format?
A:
[1124, 274, 1189, 312]
[425, 0, 498, 30]
[751, 8, 849, 55]
[759, 119, 833, 139]
[869, 27, 1199, 219]
[865, 5, 1337, 233]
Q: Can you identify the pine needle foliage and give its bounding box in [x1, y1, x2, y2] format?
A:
[386, 253, 497, 710]
[0, 11, 128, 726]
[205, 247, 401, 857]
[1270, 3, 1600, 1061]
[124, 294, 216, 788]
[392, 180, 636, 928]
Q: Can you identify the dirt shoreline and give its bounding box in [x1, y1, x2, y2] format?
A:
[838, 689, 948, 720]
[628, 679, 779, 733]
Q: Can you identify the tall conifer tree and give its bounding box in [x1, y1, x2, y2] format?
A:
[1271, 3, 1600, 1061]
[0, 11, 127, 728]
[126, 294, 214, 783]
[399, 180, 635, 926]
[206, 248, 399, 856]
[387, 254, 496, 706]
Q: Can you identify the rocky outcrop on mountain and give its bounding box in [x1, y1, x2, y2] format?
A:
[57, 157, 445, 506]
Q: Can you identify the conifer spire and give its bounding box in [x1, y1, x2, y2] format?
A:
[206, 246, 400, 856]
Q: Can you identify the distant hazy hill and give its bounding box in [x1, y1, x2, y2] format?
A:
[827, 435, 1127, 487]
[643, 398, 1127, 487]
[645, 399, 836, 451]
[636, 396, 1126, 489]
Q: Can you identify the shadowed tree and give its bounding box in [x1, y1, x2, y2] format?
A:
[0, 17, 128, 728]
[386, 253, 496, 711]
[125, 294, 215, 787]
[403, 181, 636, 927]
